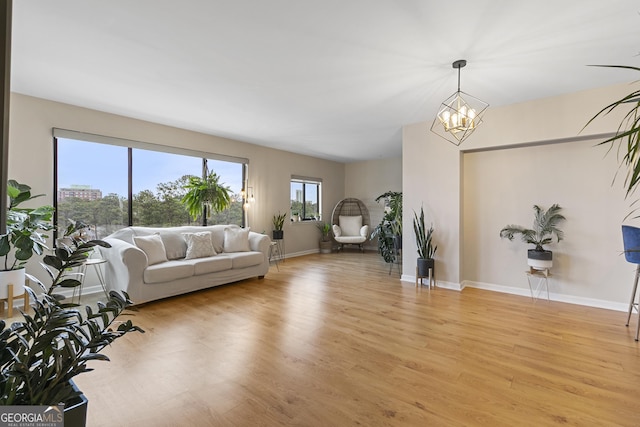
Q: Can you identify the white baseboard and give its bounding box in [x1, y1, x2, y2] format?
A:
[400, 275, 628, 312]
[400, 275, 463, 291]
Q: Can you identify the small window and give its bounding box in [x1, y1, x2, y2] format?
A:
[290, 176, 322, 221]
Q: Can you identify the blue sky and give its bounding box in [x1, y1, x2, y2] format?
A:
[57, 138, 243, 196]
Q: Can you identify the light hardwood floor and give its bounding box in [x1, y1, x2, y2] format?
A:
[71, 252, 640, 426]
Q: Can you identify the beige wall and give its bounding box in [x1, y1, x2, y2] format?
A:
[344, 157, 402, 250]
[8, 93, 346, 260]
[403, 81, 637, 310]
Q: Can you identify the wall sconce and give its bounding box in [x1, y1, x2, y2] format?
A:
[243, 186, 255, 210]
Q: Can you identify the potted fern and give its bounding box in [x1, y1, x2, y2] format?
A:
[499, 204, 566, 270]
[413, 206, 437, 278]
[180, 170, 232, 225]
[0, 222, 143, 426]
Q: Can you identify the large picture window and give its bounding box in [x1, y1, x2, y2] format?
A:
[54, 130, 247, 238]
[290, 176, 322, 221]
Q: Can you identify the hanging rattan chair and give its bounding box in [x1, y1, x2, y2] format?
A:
[331, 198, 370, 252]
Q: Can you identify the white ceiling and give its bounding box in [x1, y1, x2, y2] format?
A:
[10, 1, 640, 163]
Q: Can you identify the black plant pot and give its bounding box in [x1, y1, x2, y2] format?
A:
[393, 234, 402, 252]
[272, 230, 284, 240]
[417, 258, 434, 277]
[527, 249, 553, 270]
[64, 380, 88, 427]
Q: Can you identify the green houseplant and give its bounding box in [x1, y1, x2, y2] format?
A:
[499, 204, 566, 270]
[181, 170, 232, 223]
[584, 65, 640, 204]
[0, 221, 143, 423]
[370, 191, 402, 266]
[272, 212, 286, 240]
[0, 180, 55, 303]
[316, 222, 332, 253]
[413, 206, 437, 278]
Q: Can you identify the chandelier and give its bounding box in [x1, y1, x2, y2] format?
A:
[430, 60, 488, 146]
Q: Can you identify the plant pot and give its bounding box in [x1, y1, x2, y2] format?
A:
[528, 249, 552, 270]
[417, 258, 434, 277]
[64, 379, 88, 427]
[319, 240, 332, 254]
[393, 234, 402, 251]
[272, 230, 284, 240]
[0, 268, 26, 299]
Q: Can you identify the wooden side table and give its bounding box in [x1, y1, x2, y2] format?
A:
[0, 283, 29, 318]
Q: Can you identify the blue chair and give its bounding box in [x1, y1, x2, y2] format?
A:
[621, 225, 640, 341]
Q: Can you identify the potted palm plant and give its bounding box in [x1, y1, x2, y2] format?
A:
[272, 212, 286, 240]
[0, 220, 143, 426]
[316, 222, 332, 253]
[499, 204, 566, 270]
[584, 65, 640, 203]
[0, 180, 54, 304]
[181, 170, 232, 224]
[413, 206, 437, 277]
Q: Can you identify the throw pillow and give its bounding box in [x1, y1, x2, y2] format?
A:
[339, 215, 363, 236]
[133, 233, 168, 265]
[160, 231, 188, 260]
[182, 231, 216, 259]
[223, 227, 251, 252]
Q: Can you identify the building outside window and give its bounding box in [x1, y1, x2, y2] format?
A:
[290, 176, 322, 221]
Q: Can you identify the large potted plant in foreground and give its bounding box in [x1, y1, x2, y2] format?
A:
[499, 204, 566, 270]
[0, 222, 143, 426]
[413, 206, 437, 278]
[0, 180, 54, 305]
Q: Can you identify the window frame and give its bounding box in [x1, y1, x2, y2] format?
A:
[290, 175, 322, 221]
[53, 128, 249, 236]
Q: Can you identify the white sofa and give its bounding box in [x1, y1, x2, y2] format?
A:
[98, 225, 270, 305]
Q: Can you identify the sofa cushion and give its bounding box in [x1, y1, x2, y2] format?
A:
[226, 251, 264, 269]
[143, 260, 194, 284]
[339, 215, 362, 236]
[185, 255, 233, 275]
[183, 231, 216, 259]
[223, 227, 250, 252]
[160, 231, 188, 260]
[133, 234, 168, 265]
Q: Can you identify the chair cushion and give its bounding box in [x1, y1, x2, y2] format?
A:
[339, 215, 363, 236]
[182, 231, 216, 259]
[335, 235, 367, 244]
[133, 233, 168, 265]
[332, 224, 342, 237]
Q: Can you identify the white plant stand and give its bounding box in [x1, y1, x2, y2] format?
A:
[526, 267, 550, 302]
